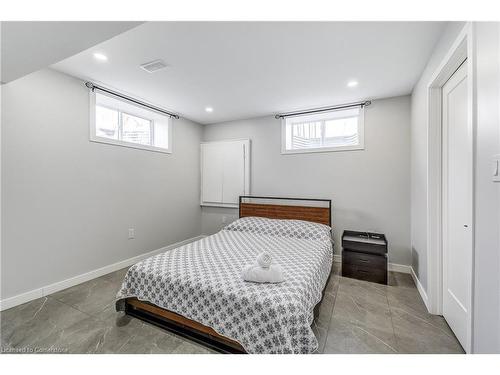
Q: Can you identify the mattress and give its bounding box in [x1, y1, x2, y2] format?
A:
[116, 217, 333, 354]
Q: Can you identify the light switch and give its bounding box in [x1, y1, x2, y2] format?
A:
[493, 154, 500, 182]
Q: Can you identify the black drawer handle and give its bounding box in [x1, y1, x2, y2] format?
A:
[357, 259, 370, 263]
[358, 270, 370, 274]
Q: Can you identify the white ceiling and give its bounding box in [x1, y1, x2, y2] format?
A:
[52, 22, 446, 124]
[1, 21, 142, 83]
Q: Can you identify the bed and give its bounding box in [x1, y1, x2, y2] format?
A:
[116, 196, 333, 354]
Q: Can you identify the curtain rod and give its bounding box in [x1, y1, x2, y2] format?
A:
[274, 100, 371, 119]
[85, 82, 180, 119]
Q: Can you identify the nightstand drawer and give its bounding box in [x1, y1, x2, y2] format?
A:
[342, 230, 387, 256]
[342, 263, 387, 284]
[342, 250, 386, 268]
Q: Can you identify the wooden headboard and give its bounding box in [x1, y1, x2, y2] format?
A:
[239, 196, 332, 227]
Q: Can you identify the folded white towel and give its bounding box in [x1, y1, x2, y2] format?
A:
[242, 264, 284, 283]
[256, 251, 272, 268]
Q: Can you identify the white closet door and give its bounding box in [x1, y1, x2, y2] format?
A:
[442, 60, 472, 352]
[222, 141, 246, 204]
[201, 143, 224, 205]
[201, 139, 250, 207]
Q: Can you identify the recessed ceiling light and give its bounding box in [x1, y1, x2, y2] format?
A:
[93, 52, 108, 62]
[205, 107, 214, 113]
[347, 80, 358, 88]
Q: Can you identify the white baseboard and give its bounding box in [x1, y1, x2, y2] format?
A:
[0, 235, 205, 311]
[410, 266, 430, 311]
[332, 253, 411, 274]
[388, 263, 411, 274]
[0, 288, 45, 312]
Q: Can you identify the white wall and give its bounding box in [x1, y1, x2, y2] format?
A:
[472, 22, 500, 354]
[410, 22, 466, 290]
[1, 68, 203, 300]
[202, 96, 411, 266]
[410, 21, 500, 353]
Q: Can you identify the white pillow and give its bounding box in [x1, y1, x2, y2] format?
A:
[224, 216, 331, 242]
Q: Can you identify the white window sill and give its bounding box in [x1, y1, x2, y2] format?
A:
[90, 136, 172, 154]
[281, 145, 364, 155]
[200, 202, 239, 209]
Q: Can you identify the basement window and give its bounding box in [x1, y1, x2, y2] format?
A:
[90, 91, 172, 153]
[281, 107, 364, 154]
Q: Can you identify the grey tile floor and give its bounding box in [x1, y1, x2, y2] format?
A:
[314, 263, 464, 354]
[1, 263, 464, 354]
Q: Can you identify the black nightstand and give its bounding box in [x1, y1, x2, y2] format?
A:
[341, 230, 388, 285]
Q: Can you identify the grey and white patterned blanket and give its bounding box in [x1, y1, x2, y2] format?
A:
[116, 218, 333, 354]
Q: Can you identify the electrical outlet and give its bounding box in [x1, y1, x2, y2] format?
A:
[493, 154, 500, 182]
[128, 228, 135, 239]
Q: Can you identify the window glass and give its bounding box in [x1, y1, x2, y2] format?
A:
[91, 92, 171, 153]
[95, 106, 119, 140]
[283, 107, 363, 153]
[121, 112, 152, 145]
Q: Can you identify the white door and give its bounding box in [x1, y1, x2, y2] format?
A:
[201, 143, 224, 205]
[201, 140, 250, 207]
[222, 141, 247, 204]
[442, 60, 472, 352]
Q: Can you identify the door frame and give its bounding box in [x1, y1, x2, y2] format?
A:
[426, 22, 475, 353]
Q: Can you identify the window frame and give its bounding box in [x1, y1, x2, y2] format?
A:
[89, 90, 172, 154]
[280, 106, 365, 154]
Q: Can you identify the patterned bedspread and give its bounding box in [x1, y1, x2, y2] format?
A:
[116, 218, 333, 354]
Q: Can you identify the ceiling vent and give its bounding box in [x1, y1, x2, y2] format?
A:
[140, 59, 168, 73]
